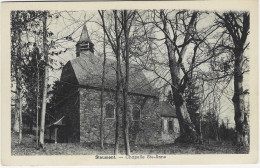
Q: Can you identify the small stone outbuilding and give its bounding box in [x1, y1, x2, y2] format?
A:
[158, 102, 180, 143]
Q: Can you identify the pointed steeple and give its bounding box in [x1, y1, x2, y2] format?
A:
[78, 24, 92, 43]
[76, 24, 94, 57]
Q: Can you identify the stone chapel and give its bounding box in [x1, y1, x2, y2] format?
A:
[56, 25, 180, 145]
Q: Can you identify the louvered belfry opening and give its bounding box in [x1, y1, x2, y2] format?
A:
[76, 24, 94, 57]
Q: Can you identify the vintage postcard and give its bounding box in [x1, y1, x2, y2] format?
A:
[1, 0, 258, 166]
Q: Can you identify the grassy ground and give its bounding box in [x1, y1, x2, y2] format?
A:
[11, 132, 249, 155]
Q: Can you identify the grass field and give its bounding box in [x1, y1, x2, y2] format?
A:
[11, 132, 249, 155]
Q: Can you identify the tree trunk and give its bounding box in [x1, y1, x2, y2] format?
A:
[232, 47, 249, 145]
[13, 84, 20, 133]
[17, 65, 22, 144]
[114, 10, 120, 155]
[199, 113, 203, 144]
[36, 55, 40, 147]
[173, 93, 198, 143]
[215, 12, 250, 146]
[165, 39, 198, 143]
[13, 110, 20, 132]
[13, 82, 20, 133]
[160, 11, 198, 143]
[12, 13, 20, 133]
[39, 12, 48, 148]
[18, 78, 22, 144]
[122, 90, 130, 155]
[17, 28, 23, 144]
[122, 10, 131, 155]
[98, 10, 123, 155]
[100, 28, 106, 150]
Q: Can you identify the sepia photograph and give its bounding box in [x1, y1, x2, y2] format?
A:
[1, 1, 258, 166]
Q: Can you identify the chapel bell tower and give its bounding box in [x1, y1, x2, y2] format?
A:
[76, 24, 94, 57]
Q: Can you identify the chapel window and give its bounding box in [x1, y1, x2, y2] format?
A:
[105, 103, 115, 119]
[132, 106, 141, 121]
[168, 120, 173, 132]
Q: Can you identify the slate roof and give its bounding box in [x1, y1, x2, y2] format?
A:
[158, 101, 177, 118]
[61, 50, 158, 97]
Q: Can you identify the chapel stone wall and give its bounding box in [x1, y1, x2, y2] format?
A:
[78, 88, 171, 145]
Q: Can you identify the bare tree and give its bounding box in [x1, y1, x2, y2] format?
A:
[36, 50, 40, 147]
[99, 10, 123, 155]
[216, 12, 250, 145]
[152, 10, 199, 142]
[113, 10, 122, 155]
[11, 11, 48, 145]
[11, 11, 24, 144]
[121, 10, 136, 155]
[133, 10, 224, 143]
[39, 11, 48, 148]
[18, 65, 23, 144]
[100, 22, 107, 150]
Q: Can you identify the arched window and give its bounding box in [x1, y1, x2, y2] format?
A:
[168, 120, 173, 131]
[132, 106, 141, 121]
[105, 102, 115, 119]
